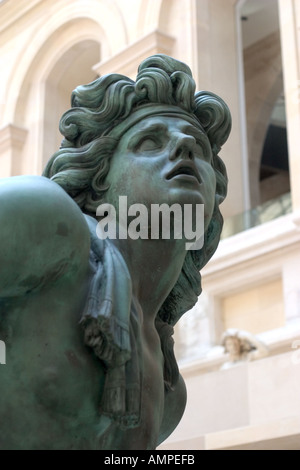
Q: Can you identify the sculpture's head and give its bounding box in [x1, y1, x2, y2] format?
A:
[221, 329, 255, 362]
[44, 54, 231, 326]
[224, 336, 242, 361]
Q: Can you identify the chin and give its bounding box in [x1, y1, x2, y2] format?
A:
[167, 188, 206, 206]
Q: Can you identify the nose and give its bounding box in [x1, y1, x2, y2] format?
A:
[169, 133, 196, 161]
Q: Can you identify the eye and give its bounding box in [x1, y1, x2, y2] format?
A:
[136, 137, 161, 152]
[183, 127, 212, 161]
[194, 140, 212, 162]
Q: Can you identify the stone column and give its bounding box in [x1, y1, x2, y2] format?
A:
[191, 0, 249, 218]
[0, 124, 28, 177]
[278, 0, 300, 213]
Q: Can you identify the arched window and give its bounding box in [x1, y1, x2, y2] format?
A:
[43, 40, 100, 167]
[259, 93, 289, 204]
[240, 0, 289, 208]
[222, 0, 291, 237]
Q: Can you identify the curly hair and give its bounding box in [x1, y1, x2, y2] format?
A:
[44, 55, 231, 390]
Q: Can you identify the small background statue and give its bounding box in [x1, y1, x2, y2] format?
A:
[221, 328, 269, 369]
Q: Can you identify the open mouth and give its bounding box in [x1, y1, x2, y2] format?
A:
[166, 162, 202, 184]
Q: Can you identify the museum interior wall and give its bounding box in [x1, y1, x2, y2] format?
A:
[0, 0, 299, 450]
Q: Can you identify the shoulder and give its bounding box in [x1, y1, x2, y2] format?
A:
[0, 175, 84, 215]
[0, 176, 91, 298]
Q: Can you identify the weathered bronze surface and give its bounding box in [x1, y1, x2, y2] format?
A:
[0, 55, 231, 449]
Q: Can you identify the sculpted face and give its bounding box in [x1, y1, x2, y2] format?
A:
[225, 337, 242, 360]
[104, 115, 217, 233]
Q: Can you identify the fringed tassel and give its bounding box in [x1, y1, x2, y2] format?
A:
[156, 319, 179, 391]
[99, 367, 141, 429]
[82, 315, 131, 366]
[100, 366, 126, 414]
[81, 217, 142, 430]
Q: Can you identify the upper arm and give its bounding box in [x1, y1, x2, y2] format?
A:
[0, 175, 90, 299]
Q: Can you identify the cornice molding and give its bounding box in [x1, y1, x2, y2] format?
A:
[0, 0, 42, 34]
[0, 124, 28, 152]
[203, 213, 300, 280]
[93, 29, 175, 78]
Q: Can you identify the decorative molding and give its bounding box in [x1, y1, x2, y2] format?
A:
[202, 213, 300, 295]
[0, 0, 42, 34]
[0, 124, 28, 152]
[0, 124, 28, 176]
[93, 29, 175, 79]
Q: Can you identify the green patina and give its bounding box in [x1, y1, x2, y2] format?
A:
[0, 54, 231, 450]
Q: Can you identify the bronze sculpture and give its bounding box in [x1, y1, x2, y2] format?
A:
[0, 55, 231, 449]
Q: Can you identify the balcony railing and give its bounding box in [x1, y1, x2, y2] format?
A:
[221, 192, 292, 239]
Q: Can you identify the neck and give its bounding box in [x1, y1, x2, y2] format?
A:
[111, 236, 187, 322]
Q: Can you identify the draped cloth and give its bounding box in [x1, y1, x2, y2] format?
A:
[80, 215, 141, 428]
